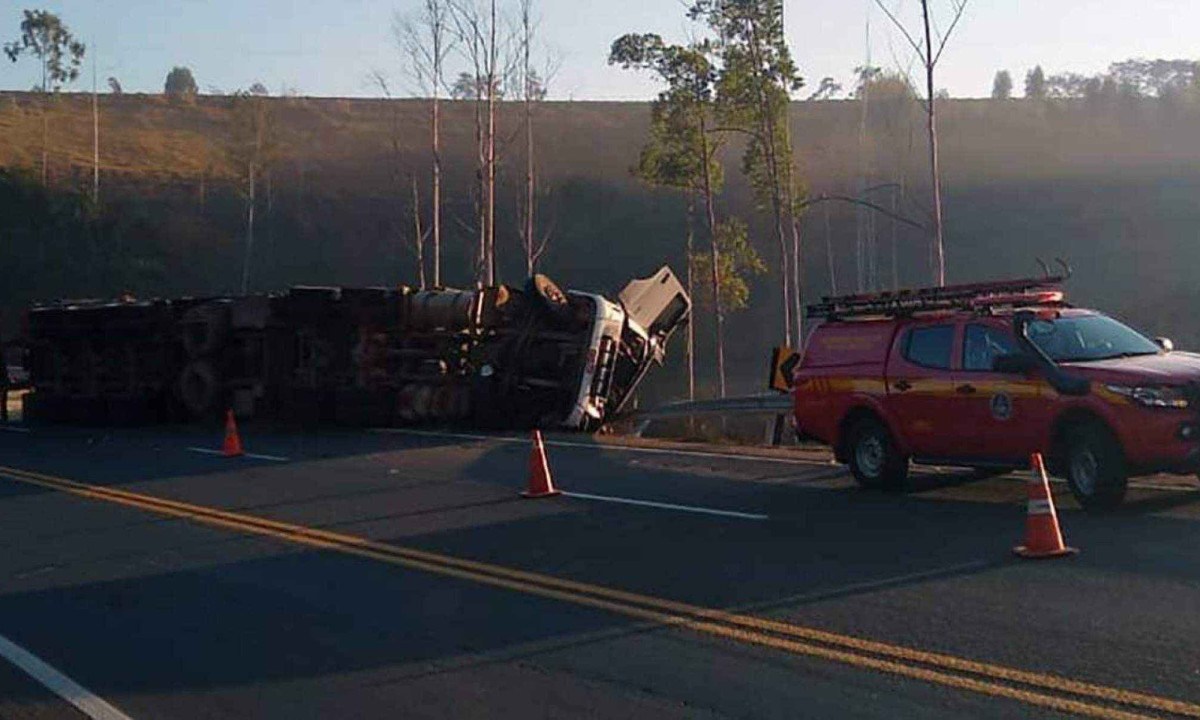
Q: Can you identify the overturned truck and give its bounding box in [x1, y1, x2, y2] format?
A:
[21, 267, 689, 430]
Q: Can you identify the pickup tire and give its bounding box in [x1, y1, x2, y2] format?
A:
[1063, 422, 1127, 510]
[846, 417, 909, 491]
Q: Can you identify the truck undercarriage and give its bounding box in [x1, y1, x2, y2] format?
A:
[19, 267, 689, 430]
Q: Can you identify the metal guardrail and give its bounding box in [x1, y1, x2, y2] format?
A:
[625, 393, 794, 444]
[631, 393, 792, 420]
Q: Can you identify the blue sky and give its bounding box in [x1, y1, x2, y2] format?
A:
[1, 0, 1197, 99]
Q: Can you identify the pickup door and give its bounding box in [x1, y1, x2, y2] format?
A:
[885, 321, 968, 458]
[950, 320, 1052, 463]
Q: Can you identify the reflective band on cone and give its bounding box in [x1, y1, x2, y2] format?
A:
[1013, 453, 1077, 559]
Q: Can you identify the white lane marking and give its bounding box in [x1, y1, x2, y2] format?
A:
[560, 491, 769, 521]
[371, 428, 825, 466]
[0, 426, 30, 433]
[0, 633, 133, 720]
[186, 447, 290, 463]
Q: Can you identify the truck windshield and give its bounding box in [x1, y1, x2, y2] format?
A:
[1025, 314, 1160, 362]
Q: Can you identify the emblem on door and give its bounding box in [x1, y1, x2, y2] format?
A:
[990, 392, 1014, 421]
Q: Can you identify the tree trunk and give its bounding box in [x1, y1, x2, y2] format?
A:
[524, 54, 535, 276]
[92, 57, 99, 205]
[699, 117, 726, 399]
[891, 181, 901, 290]
[922, 0, 946, 286]
[241, 163, 256, 294]
[485, 0, 497, 285]
[685, 196, 696, 403]
[743, 18, 792, 348]
[412, 175, 427, 290]
[40, 59, 48, 186]
[432, 86, 442, 287]
[791, 215, 803, 345]
[474, 86, 485, 282]
[41, 101, 48, 186]
[823, 201, 837, 295]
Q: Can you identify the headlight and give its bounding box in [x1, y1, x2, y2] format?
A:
[1105, 384, 1190, 409]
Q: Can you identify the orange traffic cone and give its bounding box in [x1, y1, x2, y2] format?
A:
[1013, 453, 1077, 559]
[521, 430, 560, 498]
[222, 409, 244, 458]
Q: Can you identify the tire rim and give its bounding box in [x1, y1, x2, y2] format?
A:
[856, 434, 885, 478]
[1071, 446, 1099, 496]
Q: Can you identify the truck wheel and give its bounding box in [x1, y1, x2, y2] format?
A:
[1063, 422, 1127, 510]
[178, 360, 220, 419]
[526, 274, 572, 325]
[181, 302, 230, 358]
[846, 418, 908, 491]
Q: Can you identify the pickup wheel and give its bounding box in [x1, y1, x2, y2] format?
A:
[1063, 422, 1127, 511]
[846, 418, 909, 491]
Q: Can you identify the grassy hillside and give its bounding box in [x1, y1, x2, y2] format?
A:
[3, 91, 1200, 401]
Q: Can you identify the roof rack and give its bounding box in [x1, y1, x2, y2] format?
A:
[806, 275, 1068, 321]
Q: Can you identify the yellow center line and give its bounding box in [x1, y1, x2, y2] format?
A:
[0, 464, 1191, 719]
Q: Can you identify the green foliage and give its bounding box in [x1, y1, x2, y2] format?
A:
[689, 0, 803, 212]
[164, 66, 198, 101]
[992, 70, 1012, 100]
[3, 9, 85, 92]
[806, 77, 841, 101]
[449, 72, 503, 100]
[689, 217, 765, 312]
[609, 33, 722, 194]
[1025, 65, 1046, 99]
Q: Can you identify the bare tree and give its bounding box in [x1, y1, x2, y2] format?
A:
[369, 70, 427, 288]
[450, 0, 492, 283]
[395, 0, 453, 287]
[873, 0, 969, 286]
[516, 0, 559, 276]
[230, 90, 280, 293]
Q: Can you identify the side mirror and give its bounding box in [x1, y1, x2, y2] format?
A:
[993, 352, 1037, 375]
[1155, 337, 1174, 352]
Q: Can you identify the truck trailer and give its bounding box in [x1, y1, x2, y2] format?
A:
[18, 267, 690, 430]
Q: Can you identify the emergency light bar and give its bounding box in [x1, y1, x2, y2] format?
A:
[806, 275, 1068, 321]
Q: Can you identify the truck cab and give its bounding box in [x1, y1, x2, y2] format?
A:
[793, 277, 1200, 510]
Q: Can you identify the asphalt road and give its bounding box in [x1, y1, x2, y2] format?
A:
[0, 422, 1199, 719]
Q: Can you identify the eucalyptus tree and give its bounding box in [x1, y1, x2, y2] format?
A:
[688, 0, 804, 346]
[610, 33, 733, 396]
[4, 9, 86, 185]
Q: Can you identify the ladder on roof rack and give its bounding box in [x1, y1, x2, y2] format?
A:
[806, 275, 1067, 320]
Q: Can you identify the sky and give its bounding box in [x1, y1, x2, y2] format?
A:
[1, 0, 1198, 100]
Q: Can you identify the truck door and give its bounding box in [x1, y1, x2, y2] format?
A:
[885, 322, 964, 458]
[952, 321, 1052, 463]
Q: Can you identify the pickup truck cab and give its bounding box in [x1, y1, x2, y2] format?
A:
[793, 277, 1200, 509]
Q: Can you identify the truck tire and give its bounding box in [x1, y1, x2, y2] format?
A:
[178, 360, 220, 419]
[526, 274, 572, 325]
[181, 302, 231, 358]
[846, 417, 908, 491]
[1063, 422, 1127, 510]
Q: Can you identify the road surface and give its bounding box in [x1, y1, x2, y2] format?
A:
[0, 422, 1198, 719]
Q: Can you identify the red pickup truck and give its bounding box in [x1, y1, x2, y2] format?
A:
[792, 277, 1200, 509]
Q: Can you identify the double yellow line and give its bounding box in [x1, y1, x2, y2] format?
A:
[1, 464, 1195, 720]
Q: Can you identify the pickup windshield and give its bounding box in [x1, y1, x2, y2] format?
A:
[1025, 314, 1160, 362]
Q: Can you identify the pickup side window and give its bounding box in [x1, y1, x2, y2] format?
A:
[963, 324, 1019, 372]
[904, 325, 954, 369]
